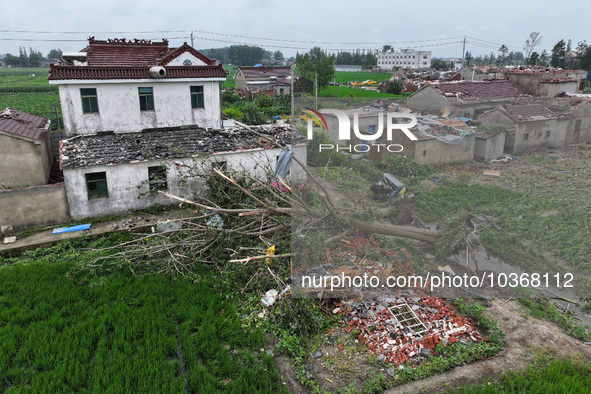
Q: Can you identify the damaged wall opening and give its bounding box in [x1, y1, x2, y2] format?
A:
[148, 166, 168, 191]
[85, 171, 108, 199]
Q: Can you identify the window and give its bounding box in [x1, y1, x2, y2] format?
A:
[138, 87, 154, 111]
[423, 150, 427, 156]
[211, 161, 227, 172]
[574, 119, 582, 133]
[190, 86, 204, 109]
[148, 166, 167, 191]
[80, 88, 99, 114]
[545, 130, 551, 138]
[523, 133, 529, 140]
[86, 172, 108, 199]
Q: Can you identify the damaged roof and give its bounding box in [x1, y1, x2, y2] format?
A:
[237, 66, 292, 79]
[48, 37, 227, 81]
[504, 104, 558, 121]
[0, 108, 50, 141]
[430, 80, 529, 102]
[60, 125, 305, 170]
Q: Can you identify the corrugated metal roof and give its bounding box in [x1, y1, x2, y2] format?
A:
[0, 108, 50, 141]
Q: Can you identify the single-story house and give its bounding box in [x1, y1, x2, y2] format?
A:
[60, 125, 306, 220]
[0, 108, 53, 188]
[234, 66, 292, 97]
[406, 80, 530, 119]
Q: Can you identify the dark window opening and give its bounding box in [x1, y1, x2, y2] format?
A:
[80, 88, 99, 114]
[190, 86, 204, 109]
[148, 166, 167, 191]
[86, 172, 108, 199]
[423, 150, 427, 156]
[211, 161, 227, 172]
[523, 133, 529, 140]
[545, 130, 551, 138]
[574, 119, 582, 133]
[139, 87, 154, 111]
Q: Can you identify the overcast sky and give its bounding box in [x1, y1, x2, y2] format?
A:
[1, 0, 588, 60]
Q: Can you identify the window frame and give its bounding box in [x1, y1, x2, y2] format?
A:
[85, 172, 108, 199]
[80, 88, 99, 114]
[148, 166, 168, 191]
[190, 85, 205, 109]
[138, 87, 155, 111]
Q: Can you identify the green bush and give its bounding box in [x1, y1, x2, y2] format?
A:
[222, 107, 243, 119]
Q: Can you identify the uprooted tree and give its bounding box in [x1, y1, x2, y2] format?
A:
[78, 125, 440, 279]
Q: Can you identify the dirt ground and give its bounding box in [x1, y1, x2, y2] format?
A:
[270, 299, 591, 394]
[279, 144, 591, 392]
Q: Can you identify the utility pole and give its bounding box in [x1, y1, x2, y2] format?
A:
[191, 31, 194, 47]
[290, 64, 294, 123]
[315, 72, 318, 111]
[462, 37, 466, 66]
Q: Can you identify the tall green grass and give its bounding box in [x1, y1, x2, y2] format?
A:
[0, 251, 286, 392]
[453, 357, 591, 393]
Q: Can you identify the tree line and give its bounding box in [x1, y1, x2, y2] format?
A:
[201, 46, 288, 66]
[1, 47, 62, 67]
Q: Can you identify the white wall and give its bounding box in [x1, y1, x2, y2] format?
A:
[58, 80, 222, 136]
[64, 144, 307, 220]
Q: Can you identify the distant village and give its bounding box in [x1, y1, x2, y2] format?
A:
[1, 37, 590, 232]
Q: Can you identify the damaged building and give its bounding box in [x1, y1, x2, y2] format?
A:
[479, 95, 591, 153]
[406, 80, 530, 120]
[60, 125, 306, 220]
[234, 66, 292, 98]
[504, 67, 588, 96]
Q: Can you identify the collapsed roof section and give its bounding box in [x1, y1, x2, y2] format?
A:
[60, 125, 305, 170]
[0, 108, 51, 141]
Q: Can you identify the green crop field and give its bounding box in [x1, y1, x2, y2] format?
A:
[333, 70, 392, 84]
[0, 67, 62, 129]
[319, 85, 408, 98]
[0, 237, 286, 393]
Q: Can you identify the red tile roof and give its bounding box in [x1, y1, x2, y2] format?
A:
[49, 65, 227, 80]
[0, 108, 50, 141]
[433, 80, 529, 102]
[504, 104, 557, 121]
[48, 37, 226, 81]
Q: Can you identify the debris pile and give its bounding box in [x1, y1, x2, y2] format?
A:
[338, 295, 484, 367]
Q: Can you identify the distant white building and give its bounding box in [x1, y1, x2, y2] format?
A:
[376, 49, 432, 70]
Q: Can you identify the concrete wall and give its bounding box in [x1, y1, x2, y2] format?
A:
[506, 71, 588, 96]
[0, 184, 69, 230]
[412, 135, 475, 166]
[540, 81, 577, 97]
[0, 132, 53, 188]
[64, 144, 307, 220]
[565, 103, 591, 144]
[406, 85, 450, 113]
[58, 80, 222, 136]
[506, 119, 568, 154]
[474, 132, 506, 161]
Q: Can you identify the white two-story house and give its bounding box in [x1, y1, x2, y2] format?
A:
[49, 37, 227, 135]
[47, 37, 305, 221]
